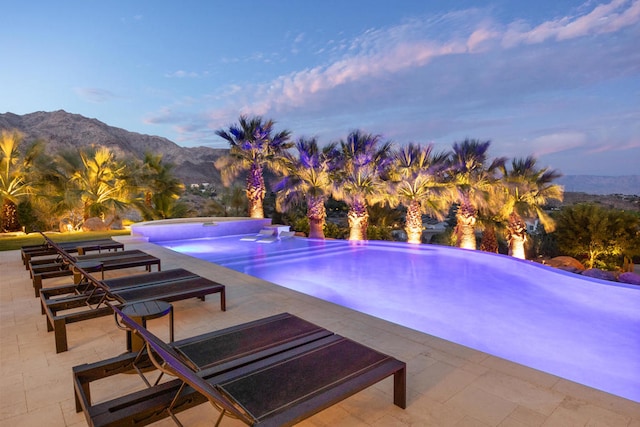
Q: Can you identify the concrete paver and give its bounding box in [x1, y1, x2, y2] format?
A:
[1, 241, 638, 426]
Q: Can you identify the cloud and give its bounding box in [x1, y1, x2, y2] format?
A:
[203, 1, 638, 125]
[587, 138, 640, 153]
[165, 70, 201, 78]
[75, 87, 117, 103]
[148, 1, 639, 162]
[528, 132, 588, 156]
[502, 0, 640, 47]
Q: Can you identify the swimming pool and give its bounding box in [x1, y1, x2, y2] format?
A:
[158, 235, 640, 402]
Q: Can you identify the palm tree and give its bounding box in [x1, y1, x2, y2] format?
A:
[332, 130, 393, 241]
[387, 143, 451, 244]
[275, 137, 338, 239]
[75, 146, 131, 220]
[206, 185, 247, 217]
[0, 130, 43, 232]
[137, 152, 187, 220]
[447, 139, 506, 250]
[46, 146, 131, 227]
[215, 115, 292, 218]
[41, 149, 86, 229]
[498, 156, 563, 259]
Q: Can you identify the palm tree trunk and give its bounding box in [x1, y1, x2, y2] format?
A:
[480, 225, 499, 253]
[507, 212, 527, 259]
[347, 199, 368, 241]
[246, 164, 266, 218]
[307, 196, 326, 239]
[405, 200, 423, 244]
[456, 202, 477, 250]
[1, 199, 21, 232]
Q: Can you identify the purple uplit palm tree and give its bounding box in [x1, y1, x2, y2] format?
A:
[332, 130, 393, 241]
[215, 116, 292, 218]
[275, 137, 338, 239]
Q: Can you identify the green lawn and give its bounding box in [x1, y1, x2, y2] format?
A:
[0, 230, 131, 251]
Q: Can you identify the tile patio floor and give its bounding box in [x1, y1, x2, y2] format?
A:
[1, 239, 639, 426]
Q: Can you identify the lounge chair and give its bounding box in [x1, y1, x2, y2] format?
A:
[40, 266, 225, 353]
[30, 248, 161, 297]
[21, 237, 124, 268]
[73, 310, 406, 426]
[41, 268, 203, 301]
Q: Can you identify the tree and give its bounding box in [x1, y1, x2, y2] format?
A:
[44, 146, 132, 227]
[215, 116, 292, 218]
[554, 203, 640, 269]
[498, 156, 563, 259]
[447, 139, 505, 250]
[275, 137, 338, 239]
[332, 130, 393, 241]
[137, 152, 187, 220]
[0, 130, 43, 232]
[75, 146, 131, 220]
[208, 185, 247, 217]
[387, 143, 451, 244]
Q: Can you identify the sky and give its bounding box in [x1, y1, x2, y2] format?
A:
[2, 0, 639, 176]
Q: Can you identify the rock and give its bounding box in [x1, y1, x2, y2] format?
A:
[556, 266, 583, 274]
[82, 217, 109, 231]
[581, 268, 617, 282]
[105, 215, 124, 230]
[618, 272, 640, 286]
[546, 256, 586, 271]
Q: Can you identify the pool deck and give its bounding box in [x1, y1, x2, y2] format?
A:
[1, 239, 639, 427]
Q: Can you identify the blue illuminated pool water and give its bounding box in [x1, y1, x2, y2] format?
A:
[158, 235, 640, 402]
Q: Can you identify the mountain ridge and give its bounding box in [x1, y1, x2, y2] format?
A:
[1, 110, 637, 195]
[0, 110, 226, 186]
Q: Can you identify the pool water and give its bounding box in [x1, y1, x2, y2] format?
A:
[158, 235, 640, 402]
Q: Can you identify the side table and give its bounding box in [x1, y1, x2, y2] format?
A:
[121, 300, 174, 352]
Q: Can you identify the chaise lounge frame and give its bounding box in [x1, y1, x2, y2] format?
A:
[30, 245, 162, 297]
[73, 310, 406, 427]
[21, 237, 124, 268]
[40, 265, 226, 353]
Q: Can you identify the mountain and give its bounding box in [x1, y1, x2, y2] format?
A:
[556, 175, 640, 196]
[0, 110, 226, 186]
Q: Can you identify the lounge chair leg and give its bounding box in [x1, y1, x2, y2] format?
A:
[54, 317, 68, 353]
[45, 313, 54, 332]
[393, 366, 407, 409]
[33, 276, 42, 298]
[74, 381, 91, 413]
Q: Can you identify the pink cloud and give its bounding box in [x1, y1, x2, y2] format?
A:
[218, 2, 638, 122]
[502, 0, 640, 47]
[587, 138, 640, 153]
[187, 0, 639, 150]
[466, 27, 499, 52]
[530, 132, 587, 156]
